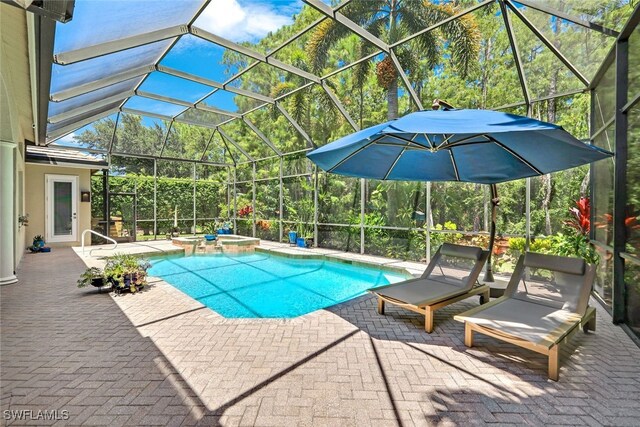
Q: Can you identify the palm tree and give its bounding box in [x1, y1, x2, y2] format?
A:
[307, 0, 480, 120]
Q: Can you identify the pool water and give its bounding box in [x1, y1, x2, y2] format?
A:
[148, 252, 409, 318]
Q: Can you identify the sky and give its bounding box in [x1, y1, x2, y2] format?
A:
[50, 0, 305, 138]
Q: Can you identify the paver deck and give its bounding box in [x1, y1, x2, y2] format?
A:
[2, 247, 640, 426]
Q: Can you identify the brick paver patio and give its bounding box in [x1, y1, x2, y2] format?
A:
[2, 248, 640, 426]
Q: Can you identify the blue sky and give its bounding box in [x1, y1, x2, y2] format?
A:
[52, 0, 305, 143]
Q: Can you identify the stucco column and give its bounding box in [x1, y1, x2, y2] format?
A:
[0, 141, 17, 285]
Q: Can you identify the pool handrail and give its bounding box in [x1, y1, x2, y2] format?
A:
[81, 229, 117, 257]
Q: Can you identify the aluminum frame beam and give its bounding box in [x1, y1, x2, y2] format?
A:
[320, 81, 359, 131]
[53, 26, 187, 65]
[48, 90, 134, 124]
[388, 50, 423, 110]
[136, 90, 241, 118]
[303, 0, 423, 110]
[50, 65, 153, 102]
[302, 0, 388, 52]
[157, 65, 275, 104]
[46, 107, 120, 141]
[114, 0, 213, 140]
[107, 111, 120, 154]
[44, 0, 612, 163]
[513, 0, 619, 37]
[190, 26, 321, 84]
[199, 128, 217, 161]
[275, 102, 315, 148]
[499, 0, 530, 106]
[121, 107, 173, 122]
[217, 127, 254, 161]
[242, 117, 281, 155]
[392, 0, 494, 48]
[492, 88, 587, 111]
[506, 0, 590, 87]
[158, 120, 174, 157]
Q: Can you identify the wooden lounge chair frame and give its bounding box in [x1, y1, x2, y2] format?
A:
[455, 253, 597, 381]
[370, 243, 490, 333]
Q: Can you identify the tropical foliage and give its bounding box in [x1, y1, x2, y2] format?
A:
[71, 1, 636, 272]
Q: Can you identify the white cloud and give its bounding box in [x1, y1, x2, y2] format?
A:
[194, 0, 295, 43]
[55, 132, 77, 146]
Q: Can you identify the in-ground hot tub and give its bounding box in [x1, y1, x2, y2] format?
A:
[216, 234, 260, 253]
[171, 235, 260, 255]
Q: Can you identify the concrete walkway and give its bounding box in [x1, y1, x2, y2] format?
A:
[2, 248, 640, 426]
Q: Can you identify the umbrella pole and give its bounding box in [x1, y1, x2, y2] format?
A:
[483, 184, 499, 283]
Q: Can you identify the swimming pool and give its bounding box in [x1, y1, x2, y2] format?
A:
[148, 252, 410, 318]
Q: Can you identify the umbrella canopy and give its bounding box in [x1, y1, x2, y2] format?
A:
[307, 108, 613, 282]
[307, 109, 612, 184]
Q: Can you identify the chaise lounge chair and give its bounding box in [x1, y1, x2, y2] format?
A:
[369, 243, 490, 333]
[454, 252, 596, 381]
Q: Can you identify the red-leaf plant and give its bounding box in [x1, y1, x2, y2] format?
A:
[238, 205, 253, 218]
[564, 197, 591, 236]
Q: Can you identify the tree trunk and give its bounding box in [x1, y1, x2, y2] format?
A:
[542, 174, 552, 235]
[580, 169, 590, 197]
[387, 77, 399, 120]
[359, 87, 364, 129]
[473, 183, 481, 232]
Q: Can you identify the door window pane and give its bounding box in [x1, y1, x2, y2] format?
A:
[54, 181, 73, 235]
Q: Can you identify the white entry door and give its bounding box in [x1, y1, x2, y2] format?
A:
[45, 174, 78, 243]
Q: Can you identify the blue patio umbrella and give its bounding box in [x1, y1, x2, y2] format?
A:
[307, 108, 612, 281]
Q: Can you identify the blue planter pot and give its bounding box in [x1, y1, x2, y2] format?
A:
[217, 228, 225, 235]
[288, 231, 297, 244]
[204, 234, 216, 241]
[296, 237, 306, 248]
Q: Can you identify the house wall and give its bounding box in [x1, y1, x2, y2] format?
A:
[0, 4, 32, 282]
[24, 164, 93, 248]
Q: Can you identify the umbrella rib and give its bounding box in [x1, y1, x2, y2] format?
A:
[487, 136, 543, 175]
[437, 134, 454, 150]
[448, 149, 460, 181]
[444, 134, 486, 149]
[375, 141, 428, 151]
[383, 145, 408, 180]
[424, 134, 433, 149]
[327, 134, 385, 173]
[384, 133, 430, 149]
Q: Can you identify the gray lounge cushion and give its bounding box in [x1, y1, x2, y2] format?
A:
[440, 243, 483, 261]
[507, 253, 594, 314]
[523, 252, 585, 275]
[458, 298, 579, 346]
[375, 278, 467, 307]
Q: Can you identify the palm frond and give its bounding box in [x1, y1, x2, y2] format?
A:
[270, 82, 298, 99]
[306, 19, 352, 74]
[427, 2, 481, 77]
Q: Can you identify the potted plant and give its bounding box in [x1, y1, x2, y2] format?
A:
[33, 234, 45, 248]
[296, 223, 309, 248]
[77, 267, 106, 289]
[28, 235, 45, 253]
[203, 222, 217, 241]
[288, 229, 297, 246]
[104, 253, 150, 294]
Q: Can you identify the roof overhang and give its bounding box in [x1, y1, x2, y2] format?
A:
[26, 144, 108, 169]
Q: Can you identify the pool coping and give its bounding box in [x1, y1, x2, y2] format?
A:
[77, 240, 423, 278]
[254, 247, 415, 277]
